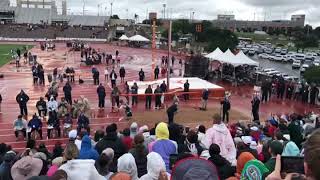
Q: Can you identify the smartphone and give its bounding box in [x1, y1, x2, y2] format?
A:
[281, 156, 304, 174]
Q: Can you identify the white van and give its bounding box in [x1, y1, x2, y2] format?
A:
[292, 60, 301, 69]
[295, 54, 306, 61]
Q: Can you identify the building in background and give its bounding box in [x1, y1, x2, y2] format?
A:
[212, 14, 305, 33]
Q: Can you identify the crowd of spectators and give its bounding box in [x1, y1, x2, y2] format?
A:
[2, 110, 320, 180]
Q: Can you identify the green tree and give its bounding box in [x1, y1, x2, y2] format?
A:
[304, 66, 320, 85]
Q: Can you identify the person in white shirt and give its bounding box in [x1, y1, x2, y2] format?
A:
[13, 115, 28, 140]
[47, 96, 58, 112]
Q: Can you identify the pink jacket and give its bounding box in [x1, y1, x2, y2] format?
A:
[202, 123, 237, 165]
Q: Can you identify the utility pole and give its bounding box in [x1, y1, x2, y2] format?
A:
[167, 20, 172, 90]
[163, 4, 166, 19]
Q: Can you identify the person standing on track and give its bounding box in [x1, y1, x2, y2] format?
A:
[183, 80, 190, 101]
[154, 85, 162, 110]
[220, 95, 231, 123]
[97, 83, 106, 109]
[119, 66, 126, 83]
[251, 94, 260, 123]
[131, 82, 138, 106]
[139, 69, 145, 81]
[110, 68, 117, 88]
[16, 90, 29, 116]
[154, 66, 159, 80]
[63, 82, 72, 105]
[145, 85, 153, 110]
[167, 102, 178, 124]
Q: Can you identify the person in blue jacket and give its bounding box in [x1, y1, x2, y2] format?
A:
[28, 114, 43, 139]
[79, 135, 99, 160]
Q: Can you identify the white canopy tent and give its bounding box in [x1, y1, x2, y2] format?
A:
[119, 34, 129, 41]
[205, 47, 224, 60]
[235, 51, 259, 66]
[128, 35, 150, 42]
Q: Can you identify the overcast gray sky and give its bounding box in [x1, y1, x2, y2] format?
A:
[10, 0, 320, 26]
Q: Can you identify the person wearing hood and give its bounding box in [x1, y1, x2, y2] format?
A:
[202, 114, 236, 165]
[95, 148, 114, 179]
[0, 151, 16, 180]
[236, 152, 255, 176]
[130, 122, 138, 138]
[95, 124, 127, 172]
[121, 128, 133, 151]
[59, 143, 105, 180]
[79, 135, 99, 160]
[28, 114, 43, 139]
[16, 90, 30, 116]
[282, 141, 300, 156]
[149, 122, 177, 171]
[140, 152, 168, 180]
[47, 96, 58, 112]
[208, 143, 234, 179]
[117, 153, 139, 180]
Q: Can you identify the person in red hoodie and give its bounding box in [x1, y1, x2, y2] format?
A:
[121, 128, 133, 151]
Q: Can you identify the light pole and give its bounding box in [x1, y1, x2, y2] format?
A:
[163, 4, 166, 19]
[110, 2, 113, 16]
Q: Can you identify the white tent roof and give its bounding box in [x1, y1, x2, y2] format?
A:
[235, 51, 259, 66]
[128, 35, 150, 42]
[119, 34, 129, 40]
[205, 47, 223, 60]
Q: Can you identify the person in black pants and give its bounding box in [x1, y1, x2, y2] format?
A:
[111, 87, 120, 109]
[261, 80, 268, 103]
[63, 82, 72, 105]
[77, 113, 90, 134]
[167, 102, 178, 124]
[145, 85, 153, 109]
[93, 68, 100, 85]
[221, 96, 231, 123]
[131, 82, 138, 106]
[184, 80, 190, 101]
[119, 67, 126, 83]
[139, 69, 145, 81]
[36, 97, 47, 117]
[160, 81, 167, 93]
[28, 114, 43, 139]
[154, 85, 162, 109]
[109, 69, 117, 88]
[251, 95, 260, 123]
[16, 90, 29, 116]
[154, 66, 159, 80]
[47, 111, 61, 139]
[97, 83, 106, 108]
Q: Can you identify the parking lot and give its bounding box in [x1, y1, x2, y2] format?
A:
[251, 55, 301, 78]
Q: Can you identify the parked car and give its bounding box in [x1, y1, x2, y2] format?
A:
[305, 52, 317, 61]
[292, 60, 301, 69]
[280, 49, 288, 55]
[295, 54, 306, 61]
[266, 70, 280, 76]
[273, 54, 285, 62]
[264, 48, 273, 54]
[286, 54, 296, 63]
[248, 48, 256, 56]
[274, 48, 281, 54]
[284, 76, 299, 81]
[313, 59, 320, 66]
[258, 53, 269, 59]
[300, 64, 310, 74]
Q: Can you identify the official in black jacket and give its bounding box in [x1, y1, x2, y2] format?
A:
[97, 83, 106, 108]
[145, 85, 153, 109]
[63, 82, 72, 105]
[154, 85, 162, 109]
[154, 66, 159, 80]
[139, 69, 145, 81]
[184, 80, 190, 101]
[16, 90, 30, 115]
[251, 95, 260, 122]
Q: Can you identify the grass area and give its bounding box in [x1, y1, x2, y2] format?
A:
[0, 44, 33, 67]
